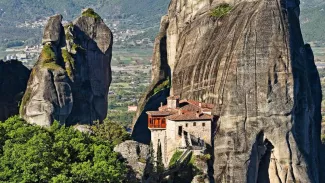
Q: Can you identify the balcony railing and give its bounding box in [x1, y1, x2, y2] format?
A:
[148, 117, 166, 129]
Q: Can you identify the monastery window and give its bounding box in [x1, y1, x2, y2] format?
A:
[185, 123, 188, 127]
[178, 126, 183, 136]
[193, 122, 196, 126]
[202, 123, 205, 127]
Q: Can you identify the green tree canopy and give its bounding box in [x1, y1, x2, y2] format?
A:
[0, 116, 127, 183]
[92, 119, 131, 146]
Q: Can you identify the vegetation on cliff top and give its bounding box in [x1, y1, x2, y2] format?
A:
[40, 44, 56, 63]
[39, 44, 62, 71]
[0, 116, 128, 182]
[210, 4, 232, 18]
[82, 8, 101, 21]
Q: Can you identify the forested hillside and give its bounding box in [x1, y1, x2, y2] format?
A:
[0, 0, 168, 24]
[0, 0, 169, 48]
[301, 0, 325, 43]
[0, 0, 323, 48]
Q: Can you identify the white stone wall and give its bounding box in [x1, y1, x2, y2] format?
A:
[166, 119, 178, 165]
[150, 129, 168, 166]
[167, 99, 179, 108]
[165, 119, 212, 163]
[168, 119, 212, 145]
[150, 119, 212, 166]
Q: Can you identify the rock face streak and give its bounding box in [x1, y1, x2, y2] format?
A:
[20, 9, 112, 126]
[133, 0, 323, 182]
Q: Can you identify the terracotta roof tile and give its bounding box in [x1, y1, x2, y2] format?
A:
[180, 104, 200, 112]
[146, 111, 174, 116]
[166, 112, 212, 121]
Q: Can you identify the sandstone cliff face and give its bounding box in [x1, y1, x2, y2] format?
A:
[0, 60, 30, 121]
[20, 9, 112, 126]
[133, 0, 323, 182]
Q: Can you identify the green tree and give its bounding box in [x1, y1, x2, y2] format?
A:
[92, 119, 130, 146]
[156, 142, 164, 173]
[0, 116, 128, 183]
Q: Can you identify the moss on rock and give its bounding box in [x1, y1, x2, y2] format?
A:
[64, 23, 74, 41]
[40, 44, 56, 63]
[210, 4, 232, 18]
[43, 62, 62, 71]
[153, 77, 170, 95]
[62, 49, 75, 77]
[19, 88, 31, 115]
[82, 8, 101, 21]
[39, 44, 63, 71]
[71, 43, 85, 53]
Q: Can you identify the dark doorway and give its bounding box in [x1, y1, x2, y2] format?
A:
[178, 126, 183, 136]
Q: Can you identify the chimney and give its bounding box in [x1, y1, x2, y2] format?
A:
[160, 102, 163, 107]
[167, 96, 180, 109]
[196, 110, 200, 118]
[178, 110, 182, 115]
[199, 102, 202, 108]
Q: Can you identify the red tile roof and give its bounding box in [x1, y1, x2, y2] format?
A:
[179, 104, 200, 112]
[146, 111, 175, 116]
[166, 112, 212, 121]
[150, 97, 215, 120]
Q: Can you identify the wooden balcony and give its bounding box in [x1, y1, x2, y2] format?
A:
[148, 116, 166, 129]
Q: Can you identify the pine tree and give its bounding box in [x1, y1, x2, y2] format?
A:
[156, 142, 164, 173]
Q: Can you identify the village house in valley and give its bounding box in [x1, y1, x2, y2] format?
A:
[147, 96, 214, 166]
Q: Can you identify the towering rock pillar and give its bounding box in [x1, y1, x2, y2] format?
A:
[20, 9, 113, 126]
[132, 0, 323, 182]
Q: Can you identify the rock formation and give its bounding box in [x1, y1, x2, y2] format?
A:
[20, 9, 113, 126]
[0, 60, 30, 121]
[133, 0, 324, 182]
[114, 140, 151, 182]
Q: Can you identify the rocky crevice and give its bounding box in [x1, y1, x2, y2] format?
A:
[132, 16, 171, 144]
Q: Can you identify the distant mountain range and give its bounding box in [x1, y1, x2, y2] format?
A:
[0, 0, 323, 48]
